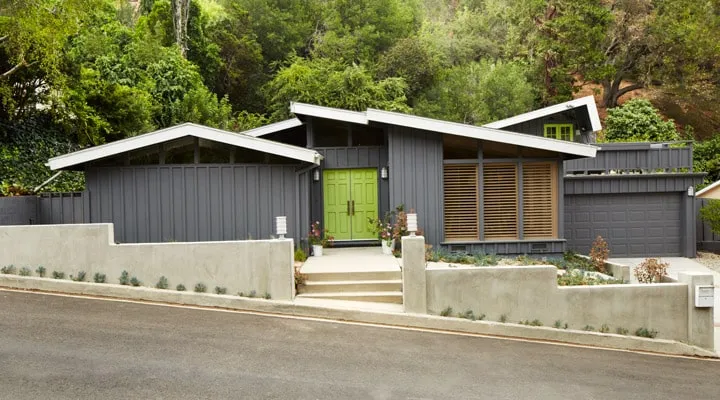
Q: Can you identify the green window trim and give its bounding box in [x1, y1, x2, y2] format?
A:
[543, 124, 574, 141]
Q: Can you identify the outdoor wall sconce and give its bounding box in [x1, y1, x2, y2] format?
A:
[313, 168, 320, 182]
[687, 186, 695, 197]
[275, 216, 287, 239]
[407, 213, 418, 236]
[380, 166, 389, 179]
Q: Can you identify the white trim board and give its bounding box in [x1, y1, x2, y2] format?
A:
[483, 95, 602, 132]
[366, 109, 598, 158]
[290, 102, 369, 125]
[696, 180, 720, 198]
[243, 118, 304, 137]
[47, 123, 322, 170]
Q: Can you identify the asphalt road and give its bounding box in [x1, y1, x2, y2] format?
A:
[1, 290, 718, 400]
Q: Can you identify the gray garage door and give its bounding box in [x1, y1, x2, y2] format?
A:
[565, 193, 682, 257]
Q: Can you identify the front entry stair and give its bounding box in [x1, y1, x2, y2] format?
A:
[297, 270, 403, 304]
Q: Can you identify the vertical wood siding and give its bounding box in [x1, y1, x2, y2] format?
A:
[86, 165, 300, 243]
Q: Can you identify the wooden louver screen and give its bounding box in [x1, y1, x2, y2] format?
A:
[522, 162, 556, 238]
[443, 164, 479, 240]
[483, 163, 518, 239]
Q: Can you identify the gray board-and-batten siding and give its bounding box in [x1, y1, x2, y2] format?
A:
[85, 164, 309, 243]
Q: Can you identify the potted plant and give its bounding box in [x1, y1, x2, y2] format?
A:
[309, 221, 333, 256]
[369, 212, 395, 254]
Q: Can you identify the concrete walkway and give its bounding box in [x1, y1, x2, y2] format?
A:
[301, 247, 401, 273]
[610, 257, 720, 355]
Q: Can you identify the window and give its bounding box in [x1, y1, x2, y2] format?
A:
[443, 160, 558, 241]
[543, 124, 574, 141]
[313, 119, 349, 147]
[522, 162, 557, 238]
[483, 163, 518, 240]
[443, 164, 479, 240]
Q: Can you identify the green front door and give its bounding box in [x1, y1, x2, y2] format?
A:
[323, 168, 378, 240]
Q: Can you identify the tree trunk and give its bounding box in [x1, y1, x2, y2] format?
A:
[601, 75, 644, 108]
[171, 0, 190, 57]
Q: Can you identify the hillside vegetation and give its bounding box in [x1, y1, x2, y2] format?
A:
[1, 0, 719, 193]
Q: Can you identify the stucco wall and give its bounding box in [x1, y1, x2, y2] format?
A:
[0, 223, 294, 300]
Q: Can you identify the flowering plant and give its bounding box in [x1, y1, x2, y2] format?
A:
[368, 211, 394, 246]
[309, 221, 333, 247]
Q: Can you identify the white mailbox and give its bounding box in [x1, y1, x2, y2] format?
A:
[695, 285, 714, 308]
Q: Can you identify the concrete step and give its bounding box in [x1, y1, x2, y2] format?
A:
[301, 271, 401, 282]
[300, 279, 402, 294]
[295, 291, 403, 304]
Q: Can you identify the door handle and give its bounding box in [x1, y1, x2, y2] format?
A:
[347, 200, 350, 215]
[351, 200, 355, 216]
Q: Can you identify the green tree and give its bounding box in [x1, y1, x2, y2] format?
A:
[699, 200, 720, 235]
[603, 99, 680, 142]
[265, 57, 409, 120]
[693, 133, 720, 185]
[377, 37, 441, 103]
[415, 60, 535, 125]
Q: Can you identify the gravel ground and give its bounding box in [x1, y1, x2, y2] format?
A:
[697, 251, 720, 275]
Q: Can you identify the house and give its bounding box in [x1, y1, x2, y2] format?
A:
[696, 180, 720, 199]
[44, 96, 703, 257]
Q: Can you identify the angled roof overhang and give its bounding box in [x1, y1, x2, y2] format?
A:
[47, 122, 322, 170]
[696, 180, 720, 199]
[483, 95, 602, 132]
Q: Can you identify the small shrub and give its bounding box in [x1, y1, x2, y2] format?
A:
[634, 258, 669, 283]
[71, 271, 87, 282]
[119, 270, 130, 285]
[457, 310, 476, 321]
[294, 265, 307, 290]
[698, 199, 720, 235]
[1, 265, 17, 274]
[499, 314, 508, 323]
[247, 290, 257, 298]
[130, 277, 141, 287]
[155, 276, 169, 289]
[530, 319, 543, 327]
[635, 327, 658, 338]
[616, 327, 629, 335]
[263, 292, 271, 299]
[35, 266, 46, 277]
[237, 292, 245, 297]
[18, 267, 31, 276]
[294, 248, 308, 262]
[553, 320, 563, 329]
[52, 271, 65, 279]
[93, 273, 106, 283]
[599, 324, 610, 333]
[583, 325, 595, 331]
[214, 286, 227, 295]
[589, 236, 609, 273]
[176, 284, 186, 291]
[194, 283, 207, 293]
[440, 306, 453, 317]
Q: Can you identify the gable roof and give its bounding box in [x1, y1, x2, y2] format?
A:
[366, 109, 597, 158]
[288, 102, 597, 158]
[483, 95, 602, 132]
[47, 123, 322, 170]
[696, 179, 720, 199]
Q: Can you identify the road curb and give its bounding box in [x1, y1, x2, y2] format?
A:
[1, 275, 717, 359]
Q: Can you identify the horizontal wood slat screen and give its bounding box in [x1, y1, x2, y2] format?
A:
[522, 162, 557, 238]
[443, 164, 479, 240]
[483, 163, 518, 239]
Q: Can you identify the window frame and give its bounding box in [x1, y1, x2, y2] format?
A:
[543, 123, 574, 142]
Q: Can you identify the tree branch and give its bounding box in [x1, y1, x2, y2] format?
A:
[0, 35, 8, 44]
[616, 83, 644, 98]
[1, 59, 27, 78]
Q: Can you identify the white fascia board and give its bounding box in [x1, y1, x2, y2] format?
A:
[483, 95, 603, 132]
[243, 118, 304, 137]
[696, 179, 720, 197]
[367, 109, 598, 158]
[290, 102, 368, 125]
[48, 123, 321, 170]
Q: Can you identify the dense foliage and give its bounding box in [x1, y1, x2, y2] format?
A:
[1, 0, 720, 193]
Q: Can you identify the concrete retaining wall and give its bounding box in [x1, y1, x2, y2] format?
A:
[402, 236, 714, 350]
[0, 224, 294, 300]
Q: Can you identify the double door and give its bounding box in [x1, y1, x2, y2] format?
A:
[323, 168, 378, 240]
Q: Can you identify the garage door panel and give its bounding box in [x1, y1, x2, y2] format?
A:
[565, 193, 683, 257]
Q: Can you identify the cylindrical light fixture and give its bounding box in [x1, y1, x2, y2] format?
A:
[406, 213, 418, 236]
[313, 169, 320, 182]
[380, 166, 388, 179]
[687, 186, 695, 197]
[275, 216, 287, 239]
